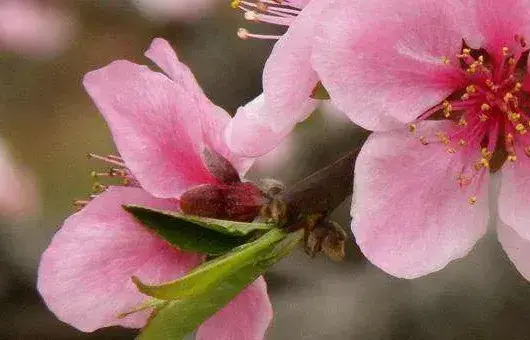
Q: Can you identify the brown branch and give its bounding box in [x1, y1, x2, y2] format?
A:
[284, 140, 366, 221]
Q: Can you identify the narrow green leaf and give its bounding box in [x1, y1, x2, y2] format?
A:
[125, 205, 275, 236]
[124, 205, 252, 255]
[137, 229, 303, 340]
[133, 228, 286, 300]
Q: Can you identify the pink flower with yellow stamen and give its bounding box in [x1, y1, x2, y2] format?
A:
[312, 0, 530, 279]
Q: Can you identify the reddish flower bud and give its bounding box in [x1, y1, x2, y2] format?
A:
[180, 182, 266, 222]
[201, 146, 240, 184]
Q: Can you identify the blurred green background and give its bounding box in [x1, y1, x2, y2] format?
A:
[1, 1, 530, 339]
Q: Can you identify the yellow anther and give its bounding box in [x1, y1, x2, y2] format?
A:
[408, 124, 417, 133]
[481, 148, 493, 159]
[480, 158, 490, 168]
[458, 139, 467, 146]
[478, 55, 484, 64]
[462, 48, 471, 56]
[230, 0, 241, 8]
[509, 57, 517, 65]
[256, 2, 267, 10]
[479, 114, 489, 122]
[469, 196, 478, 205]
[237, 28, 250, 40]
[244, 10, 259, 20]
[420, 136, 429, 145]
[447, 148, 456, 154]
[443, 102, 453, 118]
[514, 82, 523, 92]
[435, 131, 450, 145]
[508, 112, 521, 121]
[481, 103, 491, 111]
[466, 65, 477, 74]
[458, 175, 471, 187]
[458, 117, 468, 126]
[442, 103, 452, 116]
[508, 154, 517, 162]
[502, 46, 509, 55]
[466, 85, 476, 94]
[504, 92, 514, 102]
[441, 56, 451, 65]
[516, 123, 527, 134]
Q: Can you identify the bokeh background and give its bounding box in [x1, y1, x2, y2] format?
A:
[1, 1, 530, 339]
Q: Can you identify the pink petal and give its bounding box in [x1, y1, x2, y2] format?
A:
[144, 38, 206, 96]
[144, 38, 253, 174]
[0, 0, 76, 57]
[470, 0, 530, 60]
[37, 186, 203, 332]
[196, 277, 273, 340]
[201, 105, 255, 175]
[286, 0, 311, 8]
[498, 153, 530, 241]
[225, 94, 314, 157]
[261, 0, 326, 131]
[497, 220, 530, 281]
[312, 0, 467, 131]
[352, 122, 489, 278]
[83, 59, 216, 199]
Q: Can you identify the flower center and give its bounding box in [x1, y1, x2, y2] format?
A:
[231, 0, 301, 40]
[410, 37, 530, 204]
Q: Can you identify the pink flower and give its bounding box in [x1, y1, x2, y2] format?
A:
[313, 0, 530, 279]
[37, 38, 272, 338]
[225, 0, 330, 157]
[0, 0, 76, 57]
[0, 137, 38, 220]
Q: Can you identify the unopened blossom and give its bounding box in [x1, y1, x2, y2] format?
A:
[0, 138, 38, 220]
[0, 0, 76, 57]
[225, 0, 329, 157]
[313, 0, 530, 279]
[37, 38, 272, 338]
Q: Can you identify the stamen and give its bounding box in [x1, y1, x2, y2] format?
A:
[233, 0, 301, 39]
[237, 28, 281, 40]
[87, 153, 125, 167]
[516, 123, 527, 134]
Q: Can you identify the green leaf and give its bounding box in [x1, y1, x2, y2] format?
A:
[126, 205, 274, 236]
[136, 229, 304, 340]
[310, 81, 330, 100]
[124, 205, 265, 255]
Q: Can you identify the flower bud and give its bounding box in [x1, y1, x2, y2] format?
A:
[201, 147, 240, 184]
[180, 182, 266, 222]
